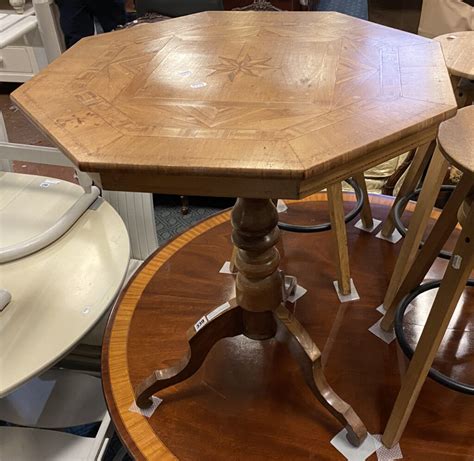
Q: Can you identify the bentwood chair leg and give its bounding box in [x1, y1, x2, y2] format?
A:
[380, 148, 449, 313]
[381, 141, 435, 238]
[382, 204, 474, 448]
[328, 182, 351, 296]
[353, 172, 373, 229]
[381, 176, 474, 331]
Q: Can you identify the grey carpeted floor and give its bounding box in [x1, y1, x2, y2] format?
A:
[154, 195, 236, 244]
[313, 0, 368, 19]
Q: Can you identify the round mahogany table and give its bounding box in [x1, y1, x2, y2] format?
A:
[102, 195, 474, 461]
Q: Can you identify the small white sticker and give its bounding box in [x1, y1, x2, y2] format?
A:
[219, 261, 236, 274]
[194, 316, 208, 332]
[207, 302, 231, 322]
[276, 200, 288, 213]
[287, 285, 307, 303]
[451, 254, 462, 270]
[191, 82, 207, 89]
[177, 70, 192, 77]
[40, 179, 61, 188]
[129, 396, 162, 418]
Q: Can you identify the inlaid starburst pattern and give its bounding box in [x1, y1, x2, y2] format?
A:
[11, 11, 457, 197]
[208, 54, 276, 82]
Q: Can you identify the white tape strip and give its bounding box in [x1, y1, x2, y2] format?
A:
[276, 199, 288, 213]
[373, 434, 403, 461]
[129, 396, 162, 418]
[40, 178, 61, 188]
[219, 261, 236, 274]
[207, 302, 231, 321]
[195, 302, 232, 332]
[375, 229, 403, 244]
[286, 284, 307, 303]
[369, 318, 396, 344]
[377, 302, 415, 316]
[331, 429, 382, 461]
[333, 279, 361, 303]
[354, 218, 382, 233]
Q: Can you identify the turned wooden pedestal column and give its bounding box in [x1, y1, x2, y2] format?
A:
[135, 198, 367, 447]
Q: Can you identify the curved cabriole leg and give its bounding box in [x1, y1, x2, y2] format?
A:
[275, 305, 367, 447]
[135, 301, 244, 408]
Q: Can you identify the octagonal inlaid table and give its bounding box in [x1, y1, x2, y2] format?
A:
[11, 10, 457, 453]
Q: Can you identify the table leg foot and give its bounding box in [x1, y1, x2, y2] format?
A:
[275, 305, 367, 447]
[135, 300, 244, 408]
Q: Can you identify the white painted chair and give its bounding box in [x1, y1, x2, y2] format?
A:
[0, 0, 64, 82]
[0, 112, 158, 460]
[0, 370, 115, 461]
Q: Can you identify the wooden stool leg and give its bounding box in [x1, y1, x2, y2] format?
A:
[381, 141, 435, 238]
[381, 176, 474, 331]
[353, 172, 373, 229]
[380, 148, 448, 313]
[382, 204, 474, 448]
[328, 182, 351, 296]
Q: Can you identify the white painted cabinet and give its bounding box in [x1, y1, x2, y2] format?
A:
[0, 0, 63, 82]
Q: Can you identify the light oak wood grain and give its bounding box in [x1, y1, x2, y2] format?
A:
[380, 141, 434, 238]
[11, 12, 457, 198]
[383, 196, 474, 448]
[435, 31, 474, 80]
[328, 182, 351, 295]
[438, 106, 474, 176]
[380, 148, 449, 323]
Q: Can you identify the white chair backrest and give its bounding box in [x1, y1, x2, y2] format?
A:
[0, 112, 159, 261]
[33, 0, 65, 62]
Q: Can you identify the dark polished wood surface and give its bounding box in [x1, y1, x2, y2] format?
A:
[103, 194, 474, 461]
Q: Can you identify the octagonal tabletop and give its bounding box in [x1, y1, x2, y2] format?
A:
[12, 12, 457, 199]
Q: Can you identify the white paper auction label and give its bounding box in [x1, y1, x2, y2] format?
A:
[194, 316, 208, 332]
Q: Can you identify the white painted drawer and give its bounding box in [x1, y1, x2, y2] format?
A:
[0, 46, 33, 73]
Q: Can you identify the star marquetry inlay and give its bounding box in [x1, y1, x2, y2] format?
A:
[208, 54, 276, 82]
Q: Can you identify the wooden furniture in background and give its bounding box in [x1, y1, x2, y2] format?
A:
[11, 11, 457, 450]
[102, 195, 474, 460]
[378, 29, 473, 308]
[382, 105, 474, 447]
[435, 31, 474, 107]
